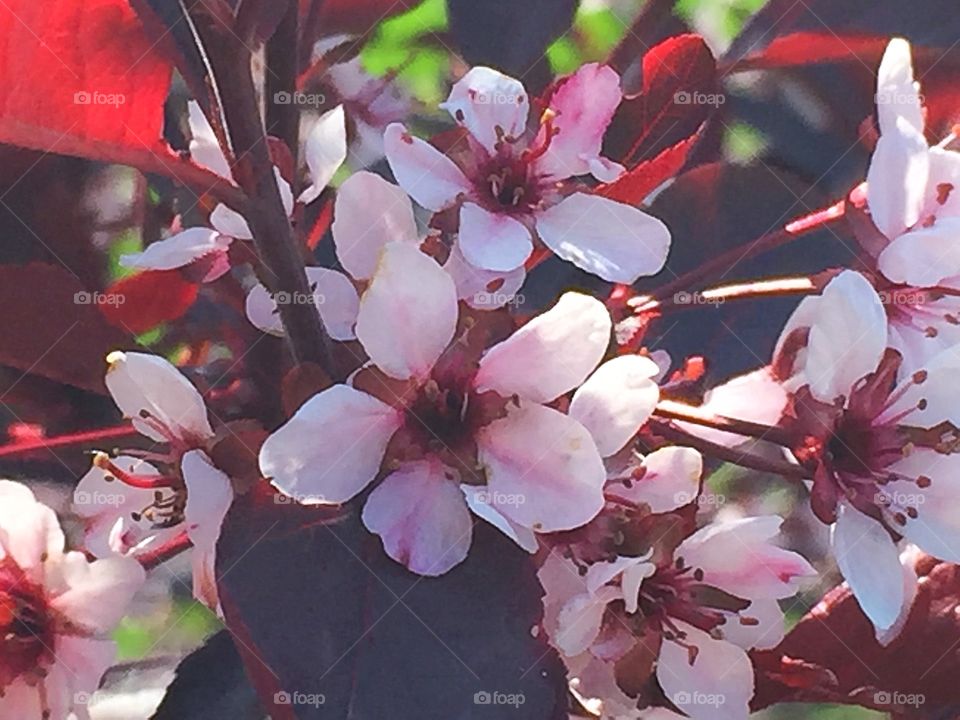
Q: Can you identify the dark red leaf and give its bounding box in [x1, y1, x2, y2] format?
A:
[731, 32, 890, 71]
[0, 263, 130, 393]
[605, 34, 717, 167]
[98, 269, 200, 335]
[596, 126, 703, 205]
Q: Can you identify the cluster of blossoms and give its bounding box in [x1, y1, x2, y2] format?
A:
[17, 33, 960, 720]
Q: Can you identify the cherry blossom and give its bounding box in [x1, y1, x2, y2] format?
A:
[73, 352, 233, 612]
[0, 481, 144, 720]
[383, 63, 671, 283]
[540, 515, 814, 720]
[260, 242, 661, 574]
[774, 271, 960, 634]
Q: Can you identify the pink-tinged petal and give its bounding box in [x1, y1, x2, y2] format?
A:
[73, 456, 164, 557]
[355, 242, 459, 380]
[584, 554, 648, 595]
[332, 171, 419, 280]
[119, 228, 231, 272]
[721, 598, 785, 651]
[181, 450, 233, 552]
[877, 217, 960, 288]
[538, 552, 589, 635]
[211, 168, 293, 239]
[533, 63, 623, 182]
[476, 292, 610, 403]
[875, 38, 924, 136]
[675, 368, 787, 447]
[259, 384, 402, 503]
[0, 481, 65, 572]
[188, 101, 232, 179]
[607, 446, 703, 513]
[621, 561, 657, 614]
[536, 193, 671, 283]
[584, 554, 655, 614]
[570, 354, 660, 456]
[880, 347, 960, 428]
[555, 587, 619, 656]
[444, 241, 526, 310]
[881, 450, 960, 562]
[50, 635, 117, 711]
[105, 351, 213, 444]
[362, 460, 472, 576]
[477, 402, 606, 532]
[440, 66, 530, 153]
[876, 546, 920, 647]
[867, 119, 929, 239]
[0, 678, 43, 718]
[657, 623, 754, 720]
[49, 552, 145, 633]
[461, 485, 538, 553]
[678, 516, 816, 600]
[925, 147, 960, 217]
[458, 202, 534, 272]
[299, 105, 348, 204]
[384, 123, 471, 211]
[832, 502, 906, 632]
[801, 271, 888, 403]
[246, 267, 359, 341]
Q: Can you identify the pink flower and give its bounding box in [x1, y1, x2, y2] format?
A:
[259, 243, 660, 575]
[863, 39, 960, 373]
[383, 63, 671, 283]
[539, 516, 814, 720]
[73, 352, 233, 612]
[0, 481, 144, 720]
[774, 270, 960, 635]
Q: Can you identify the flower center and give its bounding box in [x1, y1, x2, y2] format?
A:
[93, 452, 187, 529]
[476, 155, 541, 215]
[0, 557, 53, 689]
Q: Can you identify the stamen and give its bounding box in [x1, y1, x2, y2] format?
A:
[92, 452, 179, 490]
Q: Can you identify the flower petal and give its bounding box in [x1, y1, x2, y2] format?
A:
[299, 105, 348, 204]
[536, 193, 670, 283]
[877, 217, 960, 288]
[105, 351, 213, 444]
[362, 460, 472, 576]
[458, 202, 533, 272]
[49, 552, 145, 633]
[832, 501, 906, 632]
[0, 481, 65, 572]
[476, 292, 610, 403]
[440, 66, 529, 153]
[477, 402, 606, 532]
[384, 123, 471, 211]
[721, 598, 785, 651]
[332, 171, 419, 280]
[355, 242, 459, 380]
[606, 446, 703, 513]
[210, 168, 294, 239]
[880, 346, 960, 428]
[259, 384, 402, 503]
[875, 38, 924, 136]
[181, 450, 233, 552]
[534, 63, 623, 182]
[188, 101, 232, 179]
[119, 228, 230, 272]
[866, 119, 930, 239]
[555, 588, 619, 656]
[677, 516, 816, 600]
[569, 354, 660, 456]
[246, 267, 360, 341]
[461, 485, 538, 553]
[444, 241, 526, 310]
[657, 623, 754, 720]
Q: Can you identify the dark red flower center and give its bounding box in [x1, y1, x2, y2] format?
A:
[0, 557, 53, 689]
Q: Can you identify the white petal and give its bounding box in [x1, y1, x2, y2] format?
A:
[440, 66, 530, 153]
[867, 120, 930, 239]
[181, 450, 233, 552]
[299, 105, 348, 204]
[877, 217, 960, 288]
[477, 402, 606, 532]
[210, 203, 253, 239]
[876, 547, 919, 647]
[49, 552, 145, 632]
[657, 623, 754, 720]
[119, 228, 230, 271]
[721, 598, 785, 651]
[831, 502, 905, 632]
[362, 460, 472, 576]
[259, 384, 402, 503]
[606, 446, 703, 513]
[569, 354, 660, 456]
[0, 481, 65, 572]
[355, 242, 459, 380]
[802, 271, 888, 403]
[461, 484, 538, 553]
[555, 589, 618, 656]
[245, 267, 360, 341]
[105, 351, 213, 444]
[677, 516, 816, 600]
[458, 202, 533, 272]
[444, 241, 526, 310]
[384, 123, 471, 211]
[476, 292, 611, 403]
[332, 171, 419, 280]
[880, 346, 960, 428]
[533, 63, 623, 182]
[875, 38, 924, 136]
[188, 101, 232, 179]
[536, 193, 671, 283]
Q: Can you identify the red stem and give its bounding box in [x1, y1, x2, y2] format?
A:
[0, 425, 139, 459]
[137, 531, 193, 571]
